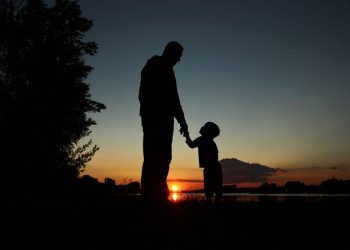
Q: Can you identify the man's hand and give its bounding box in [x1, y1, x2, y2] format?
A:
[182, 130, 189, 138]
[179, 123, 189, 137]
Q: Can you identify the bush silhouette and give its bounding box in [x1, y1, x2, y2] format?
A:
[0, 0, 105, 193]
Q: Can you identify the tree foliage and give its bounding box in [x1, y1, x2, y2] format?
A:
[0, 0, 105, 191]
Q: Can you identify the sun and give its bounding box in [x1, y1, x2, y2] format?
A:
[170, 184, 180, 192]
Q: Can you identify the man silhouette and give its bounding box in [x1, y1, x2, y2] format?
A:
[139, 41, 188, 205]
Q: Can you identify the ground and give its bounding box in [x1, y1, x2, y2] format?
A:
[2, 194, 349, 249]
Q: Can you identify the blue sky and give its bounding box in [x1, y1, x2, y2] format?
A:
[74, 0, 350, 186]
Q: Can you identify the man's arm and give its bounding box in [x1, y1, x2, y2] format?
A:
[173, 84, 188, 136]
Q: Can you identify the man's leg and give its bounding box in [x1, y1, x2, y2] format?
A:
[141, 116, 174, 204]
[156, 116, 174, 202]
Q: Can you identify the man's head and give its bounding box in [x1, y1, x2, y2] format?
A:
[162, 41, 183, 67]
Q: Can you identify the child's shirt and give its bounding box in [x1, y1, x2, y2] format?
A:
[186, 136, 220, 168]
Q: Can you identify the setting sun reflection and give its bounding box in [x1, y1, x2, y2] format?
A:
[171, 193, 179, 201]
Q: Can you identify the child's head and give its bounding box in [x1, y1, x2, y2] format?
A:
[199, 122, 220, 139]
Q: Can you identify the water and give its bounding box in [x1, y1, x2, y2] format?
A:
[169, 192, 350, 203]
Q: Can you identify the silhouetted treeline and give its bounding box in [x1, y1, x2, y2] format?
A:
[257, 181, 316, 193]
[257, 178, 350, 194]
[319, 178, 350, 194]
[185, 178, 350, 194]
[0, 0, 105, 194]
[73, 175, 140, 198]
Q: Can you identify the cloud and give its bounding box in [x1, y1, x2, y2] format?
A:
[220, 158, 282, 184]
[267, 165, 350, 185]
[285, 165, 350, 172]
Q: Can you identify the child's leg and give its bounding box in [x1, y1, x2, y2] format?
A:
[205, 193, 213, 203]
[204, 168, 213, 202]
[214, 166, 223, 202]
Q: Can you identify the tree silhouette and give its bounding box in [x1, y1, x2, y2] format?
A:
[0, 0, 105, 193]
[320, 178, 350, 194]
[284, 181, 306, 193]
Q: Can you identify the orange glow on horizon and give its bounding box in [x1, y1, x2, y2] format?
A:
[86, 159, 350, 189]
[168, 180, 204, 191]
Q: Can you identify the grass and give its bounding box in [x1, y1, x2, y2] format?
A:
[2, 193, 349, 249]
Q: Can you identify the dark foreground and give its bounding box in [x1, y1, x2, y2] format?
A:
[2, 194, 349, 249]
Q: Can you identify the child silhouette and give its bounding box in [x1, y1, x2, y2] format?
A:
[185, 122, 223, 203]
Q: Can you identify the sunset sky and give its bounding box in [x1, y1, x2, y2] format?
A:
[76, 0, 350, 189]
